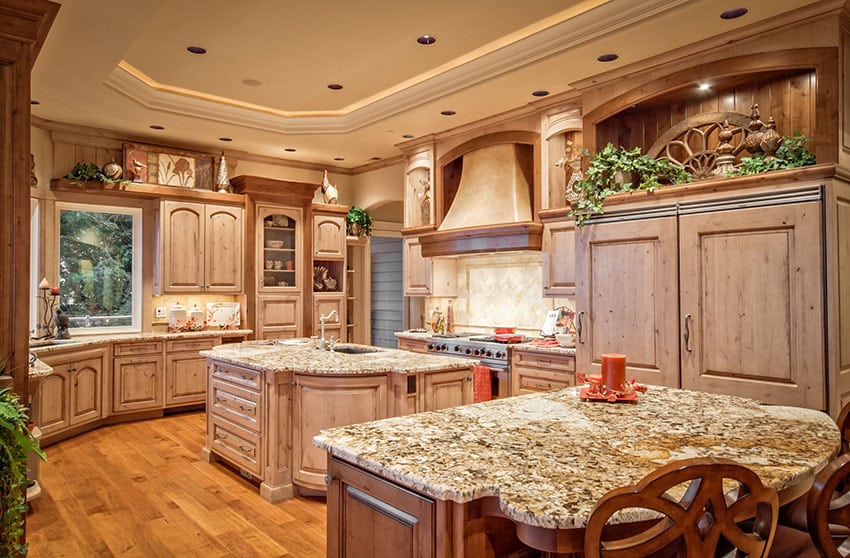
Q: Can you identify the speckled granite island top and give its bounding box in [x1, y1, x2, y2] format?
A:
[315, 385, 839, 530]
[203, 341, 477, 375]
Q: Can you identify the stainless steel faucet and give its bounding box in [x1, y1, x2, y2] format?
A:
[319, 309, 339, 350]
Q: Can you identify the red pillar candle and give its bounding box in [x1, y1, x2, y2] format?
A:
[601, 354, 626, 392]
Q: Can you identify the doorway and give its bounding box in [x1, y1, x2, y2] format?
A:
[370, 237, 403, 348]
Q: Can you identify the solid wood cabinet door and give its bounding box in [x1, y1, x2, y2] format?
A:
[69, 355, 103, 427]
[313, 293, 345, 342]
[576, 216, 680, 387]
[113, 354, 164, 412]
[679, 202, 825, 408]
[165, 352, 208, 406]
[421, 369, 473, 411]
[404, 237, 432, 295]
[313, 213, 346, 259]
[35, 369, 69, 436]
[327, 457, 435, 558]
[292, 375, 388, 491]
[204, 204, 243, 292]
[542, 219, 576, 297]
[258, 295, 301, 339]
[161, 201, 205, 292]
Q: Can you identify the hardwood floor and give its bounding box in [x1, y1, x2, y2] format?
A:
[26, 411, 327, 557]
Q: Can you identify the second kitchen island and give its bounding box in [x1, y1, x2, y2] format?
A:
[201, 340, 476, 501]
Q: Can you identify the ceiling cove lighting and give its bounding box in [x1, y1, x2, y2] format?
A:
[186, 46, 207, 55]
[149, 125, 165, 130]
[441, 110, 456, 116]
[532, 90, 549, 97]
[417, 35, 437, 45]
[720, 7, 748, 19]
[327, 83, 343, 90]
[597, 53, 619, 62]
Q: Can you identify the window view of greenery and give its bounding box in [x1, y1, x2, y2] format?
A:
[58, 207, 137, 330]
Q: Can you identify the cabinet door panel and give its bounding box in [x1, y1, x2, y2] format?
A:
[313, 214, 346, 258]
[161, 201, 204, 291]
[404, 237, 432, 295]
[166, 352, 207, 406]
[259, 296, 301, 339]
[576, 217, 679, 387]
[421, 369, 472, 411]
[36, 371, 69, 435]
[542, 219, 576, 296]
[113, 355, 164, 412]
[205, 205, 243, 292]
[679, 202, 824, 408]
[69, 358, 102, 426]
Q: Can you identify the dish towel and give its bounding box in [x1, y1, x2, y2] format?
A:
[473, 365, 492, 402]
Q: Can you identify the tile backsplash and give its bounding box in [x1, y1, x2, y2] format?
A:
[426, 252, 573, 335]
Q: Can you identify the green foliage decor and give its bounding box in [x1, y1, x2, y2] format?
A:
[64, 162, 129, 186]
[346, 206, 374, 237]
[727, 133, 817, 177]
[569, 143, 691, 225]
[0, 371, 45, 556]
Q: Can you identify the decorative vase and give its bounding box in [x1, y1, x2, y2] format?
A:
[349, 222, 362, 237]
[103, 161, 123, 180]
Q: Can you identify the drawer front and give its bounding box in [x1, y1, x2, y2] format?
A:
[166, 338, 216, 353]
[397, 338, 428, 354]
[209, 416, 262, 477]
[511, 350, 575, 372]
[113, 341, 164, 356]
[210, 378, 261, 431]
[514, 367, 575, 394]
[210, 361, 262, 391]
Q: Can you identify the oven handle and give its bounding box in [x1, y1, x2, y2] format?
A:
[576, 311, 585, 344]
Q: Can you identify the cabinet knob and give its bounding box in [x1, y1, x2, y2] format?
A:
[324, 474, 336, 486]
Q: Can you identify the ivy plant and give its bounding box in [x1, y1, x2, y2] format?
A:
[64, 162, 130, 187]
[728, 133, 817, 177]
[0, 372, 45, 556]
[346, 206, 374, 237]
[569, 143, 691, 225]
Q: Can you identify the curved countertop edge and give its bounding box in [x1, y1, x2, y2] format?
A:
[314, 386, 839, 530]
[202, 341, 480, 376]
[30, 329, 253, 355]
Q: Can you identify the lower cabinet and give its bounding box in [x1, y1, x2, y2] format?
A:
[396, 336, 429, 353]
[113, 341, 164, 413]
[421, 368, 473, 411]
[327, 456, 435, 558]
[258, 295, 301, 339]
[292, 374, 388, 491]
[36, 348, 105, 440]
[510, 348, 576, 395]
[165, 337, 218, 406]
[313, 292, 345, 342]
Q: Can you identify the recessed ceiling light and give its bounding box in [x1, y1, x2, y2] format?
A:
[149, 125, 165, 130]
[402, 134, 415, 139]
[440, 110, 456, 116]
[532, 90, 550, 97]
[284, 148, 296, 152]
[370, 157, 382, 161]
[334, 157, 345, 161]
[242, 79, 262, 86]
[327, 83, 343, 90]
[597, 53, 619, 62]
[417, 35, 437, 45]
[698, 83, 711, 91]
[186, 46, 207, 55]
[31, 100, 40, 105]
[720, 7, 748, 19]
[219, 137, 232, 142]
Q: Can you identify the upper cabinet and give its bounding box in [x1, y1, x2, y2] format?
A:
[313, 210, 346, 259]
[158, 201, 243, 293]
[257, 205, 302, 293]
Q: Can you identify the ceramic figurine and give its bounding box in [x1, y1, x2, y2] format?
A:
[54, 308, 70, 339]
[322, 170, 338, 204]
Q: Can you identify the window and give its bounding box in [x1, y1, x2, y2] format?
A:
[56, 203, 142, 333]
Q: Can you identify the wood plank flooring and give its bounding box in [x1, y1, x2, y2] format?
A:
[26, 411, 327, 557]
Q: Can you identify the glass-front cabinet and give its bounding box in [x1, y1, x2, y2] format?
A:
[257, 205, 302, 293]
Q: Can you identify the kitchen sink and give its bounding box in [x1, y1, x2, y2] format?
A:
[333, 345, 383, 355]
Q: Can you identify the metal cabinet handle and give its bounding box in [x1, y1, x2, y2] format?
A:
[576, 311, 585, 344]
[239, 445, 255, 456]
[683, 314, 692, 352]
[215, 433, 228, 441]
[324, 475, 335, 486]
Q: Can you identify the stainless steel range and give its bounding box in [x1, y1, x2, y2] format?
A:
[425, 333, 529, 398]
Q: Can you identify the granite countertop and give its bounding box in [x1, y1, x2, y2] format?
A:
[29, 329, 253, 355]
[393, 330, 576, 357]
[315, 385, 838, 530]
[202, 341, 478, 376]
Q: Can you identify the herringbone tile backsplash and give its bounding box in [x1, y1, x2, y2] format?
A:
[427, 252, 573, 335]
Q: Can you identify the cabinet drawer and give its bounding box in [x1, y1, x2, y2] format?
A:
[210, 361, 262, 391]
[514, 367, 575, 394]
[113, 341, 164, 356]
[511, 350, 575, 371]
[210, 379, 261, 432]
[167, 338, 216, 353]
[209, 416, 262, 477]
[397, 338, 428, 354]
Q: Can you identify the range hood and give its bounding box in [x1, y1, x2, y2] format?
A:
[418, 143, 542, 258]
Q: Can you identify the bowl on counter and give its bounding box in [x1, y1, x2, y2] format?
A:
[493, 325, 516, 334]
[555, 333, 576, 348]
[265, 240, 284, 249]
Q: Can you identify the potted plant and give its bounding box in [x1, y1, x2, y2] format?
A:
[0, 369, 45, 556]
[64, 161, 129, 187]
[569, 143, 691, 225]
[346, 206, 373, 238]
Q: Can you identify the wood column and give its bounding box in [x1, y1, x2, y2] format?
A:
[0, 0, 59, 399]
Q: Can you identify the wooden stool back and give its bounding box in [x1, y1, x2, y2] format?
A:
[807, 453, 850, 558]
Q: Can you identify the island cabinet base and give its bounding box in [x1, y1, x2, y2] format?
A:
[327, 457, 541, 558]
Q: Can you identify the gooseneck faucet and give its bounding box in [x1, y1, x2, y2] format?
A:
[319, 309, 339, 350]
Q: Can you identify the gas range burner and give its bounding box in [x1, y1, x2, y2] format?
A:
[467, 334, 531, 344]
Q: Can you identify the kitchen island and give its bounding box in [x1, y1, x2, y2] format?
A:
[315, 385, 839, 556]
[201, 340, 476, 501]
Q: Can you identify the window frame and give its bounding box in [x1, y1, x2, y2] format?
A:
[55, 201, 143, 334]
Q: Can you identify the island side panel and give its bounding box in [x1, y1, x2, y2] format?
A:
[261, 367, 294, 502]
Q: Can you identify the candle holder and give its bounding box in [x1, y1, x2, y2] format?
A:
[34, 280, 59, 339]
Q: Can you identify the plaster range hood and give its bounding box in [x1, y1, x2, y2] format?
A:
[418, 143, 543, 258]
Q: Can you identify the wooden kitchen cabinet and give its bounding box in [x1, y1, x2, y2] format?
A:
[313, 292, 345, 342]
[327, 456, 435, 558]
[158, 201, 244, 293]
[541, 213, 576, 297]
[258, 295, 302, 339]
[511, 348, 576, 395]
[292, 374, 388, 491]
[112, 341, 164, 413]
[165, 337, 218, 407]
[36, 348, 105, 441]
[313, 208, 347, 259]
[421, 368, 473, 411]
[397, 336, 429, 353]
[403, 236, 457, 297]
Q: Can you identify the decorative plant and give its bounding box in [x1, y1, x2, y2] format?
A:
[64, 162, 129, 186]
[0, 363, 45, 557]
[728, 133, 817, 177]
[569, 143, 691, 225]
[346, 206, 374, 237]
